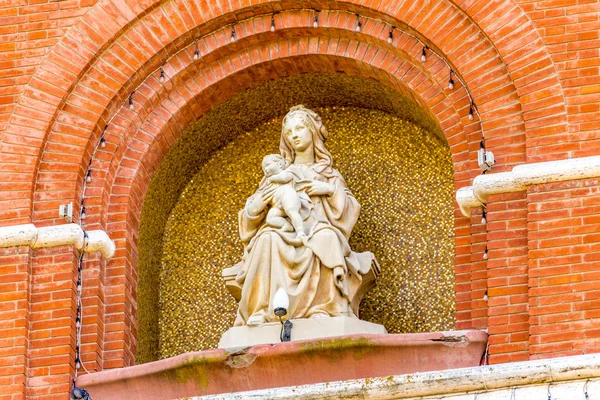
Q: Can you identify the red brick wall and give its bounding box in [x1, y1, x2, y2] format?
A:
[528, 179, 600, 358]
[0, 0, 598, 398]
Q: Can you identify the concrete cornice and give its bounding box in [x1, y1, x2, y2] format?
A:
[0, 223, 115, 259]
[202, 353, 600, 399]
[457, 155, 600, 217]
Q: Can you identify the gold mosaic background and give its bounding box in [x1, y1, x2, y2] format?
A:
[136, 72, 448, 363]
[158, 107, 454, 359]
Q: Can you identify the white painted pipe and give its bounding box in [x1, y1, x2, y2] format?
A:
[0, 223, 115, 259]
[456, 155, 600, 217]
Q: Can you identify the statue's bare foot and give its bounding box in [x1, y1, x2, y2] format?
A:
[247, 314, 266, 326]
[282, 222, 294, 232]
[309, 312, 330, 319]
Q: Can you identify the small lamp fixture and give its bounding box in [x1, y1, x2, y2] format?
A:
[159, 67, 166, 83]
[273, 288, 292, 342]
[193, 41, 200, 60]
[387, 27, 394, 44]
[270, 14, 275, 32]
[355, 14, 361, 32]
[421, 45, 428, 63]
[86, 169, 92, 183]
[313, 15, 318, 28]
[128, 91, 134, 110]
[100, 126, 107, 148]
[448, 70, 455, 90]
[231, 26, 236, 42]
[468, 101, 475, 120]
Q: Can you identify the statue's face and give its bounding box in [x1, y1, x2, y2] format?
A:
[285, 116, 312, 152]
[263, 158, 284, 176]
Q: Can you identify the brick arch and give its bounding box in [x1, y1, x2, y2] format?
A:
[93, 36, 476, 365]
[15, 0, 543, 366]
[6, 0, 554, 225]
[5, 0, 563, 368]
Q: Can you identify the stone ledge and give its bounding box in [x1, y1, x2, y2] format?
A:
[77, 330, 487, 400]
[218, 316, 387, 348]
[199, 353, 600, 399]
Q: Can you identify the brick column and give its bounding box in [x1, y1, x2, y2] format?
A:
[0, 246, 30, 400]
[528, 179, 600, 359]
[486, 192, 529, 363]
[470, 210, 488, 330]
[27, 246, 78, 399]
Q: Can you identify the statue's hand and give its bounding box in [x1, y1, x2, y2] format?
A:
[304, 181, 335, 197]
[247, 184, 276, 216]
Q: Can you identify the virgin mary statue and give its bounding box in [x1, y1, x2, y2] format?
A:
[223, 105, 378, 327]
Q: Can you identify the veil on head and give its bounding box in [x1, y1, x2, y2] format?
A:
[280, 105, 333, 172]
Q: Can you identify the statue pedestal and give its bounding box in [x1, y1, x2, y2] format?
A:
[218, 316, 387, 349]
[78, 330, 488, 400]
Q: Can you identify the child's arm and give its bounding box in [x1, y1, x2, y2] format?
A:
[267, 170, 294, 184]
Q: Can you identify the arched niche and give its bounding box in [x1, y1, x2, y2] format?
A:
[136, 73, 454, 362]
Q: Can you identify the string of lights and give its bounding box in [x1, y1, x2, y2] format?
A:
[74, 6, 494, 384]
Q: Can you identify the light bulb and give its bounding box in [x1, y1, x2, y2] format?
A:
[483, 292, 488, 301]
[355, 22, 361, 32]
[313, 16, 318, 28]
[448, 79, 454, 90]
[129, 97, 134, 110]
[159, 69, 165, 83]
[86, 170, 91, 183]
[271, 16, 275, 32]
[193, 49, 200, 60]
[81, 207, 86, 220]
[100, 137, 106, 149]
[481, 216, 486, 224]
[231, 27, 236, 42]
[469, 108, 474, 120]
[387, 30, 393, 44]
[483, 250, 488, 260]
[75, 358, 81, 369]
[273, 287, 289, 311]
[421, 47, 427, 62]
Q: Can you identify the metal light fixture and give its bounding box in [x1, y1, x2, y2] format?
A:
[421, 45, 428, 62]
[273, 288, 292, 342]
[193, 41, 200, 60]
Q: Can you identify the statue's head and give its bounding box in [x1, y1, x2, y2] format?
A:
[262, 154, 288, 176]
[280, 105, 332, 168]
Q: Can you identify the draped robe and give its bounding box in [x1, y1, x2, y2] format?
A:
[234, 163, 365, 326]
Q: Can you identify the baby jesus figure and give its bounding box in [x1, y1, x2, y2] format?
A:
[261, 154, 307, 240]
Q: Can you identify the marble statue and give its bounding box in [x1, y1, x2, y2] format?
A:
[222, 105, 380, 329]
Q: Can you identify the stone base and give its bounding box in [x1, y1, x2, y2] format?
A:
[78, 330, 488, 400]
[218, 316, 387, 349]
